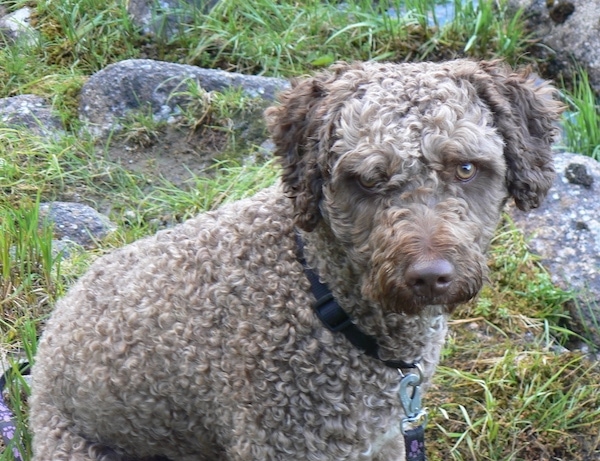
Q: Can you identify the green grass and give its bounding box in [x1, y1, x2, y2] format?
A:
[424, 221, 600, 460]
[185, 0, 531, 74]
[142, 159, 280, 222]
[1, 0, 535, 116]
[0, 320, 37, 461]
[36, 0, 138, 72]
[0, 0, 599, 459]
[436, 0, 530, 61]
[430, 351, 600, 460]
[0, 198, 57, 323]
[562, 69, 600, 159]
[0, 200, 55, 460]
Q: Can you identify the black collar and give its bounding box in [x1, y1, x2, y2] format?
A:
[295, 232, 418, 370]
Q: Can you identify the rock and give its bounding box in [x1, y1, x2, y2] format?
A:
[39, 202, 117, 249]
[548, 1, 575, 23]
[508, 152, 600, 346]
[565, 162, 593, 187]
[507, 0, 600, 94]
[78, 59, 289, 138]
[0, 6, 38, 46]
[128, 0, 219, 39]
[0, 95, 64, 137]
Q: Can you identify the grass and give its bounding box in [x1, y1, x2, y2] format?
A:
[425, 222, 600, 460]
[0, 198, 57, 323]
[143, 159, 280, 222]
[185, 0, 532, 74]
[1, 0, 600, 459]
[430, 352, 600, 460]
[1, 0, 536, 100]
[450, 0, 529, 59]
[0, 321, 36, 461]
[562, 69, 600, 159]
[0, 201, 55, 460]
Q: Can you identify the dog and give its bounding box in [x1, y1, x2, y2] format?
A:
[30, 59, 562, 460]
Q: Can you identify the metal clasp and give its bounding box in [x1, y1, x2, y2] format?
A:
[399, 363, 428, 435]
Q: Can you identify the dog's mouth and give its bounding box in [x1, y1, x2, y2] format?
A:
[363, 261, 484, 316]
[397, 290, 477, 315]
[388, 289, 478, 316]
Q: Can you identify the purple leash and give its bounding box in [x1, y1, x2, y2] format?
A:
[0, 363, 29, 461]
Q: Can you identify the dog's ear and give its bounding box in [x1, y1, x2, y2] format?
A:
[264, 77, 326, 231]
[265, 63, 352, 231]
[462, 60, 564, 211]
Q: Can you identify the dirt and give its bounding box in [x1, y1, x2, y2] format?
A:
[99, 91, 272, 189]
[105, 124, 231, 187]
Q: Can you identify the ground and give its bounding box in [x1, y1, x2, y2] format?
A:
[106, 124, 230, 186]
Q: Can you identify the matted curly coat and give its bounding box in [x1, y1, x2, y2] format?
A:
[30, 60, 562, 461]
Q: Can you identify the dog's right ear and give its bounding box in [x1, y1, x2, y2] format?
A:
[265, 77, 328, 232]
[265, 65, 351, 232]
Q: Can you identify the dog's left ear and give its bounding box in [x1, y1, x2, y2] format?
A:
[461, 60, 564, 211]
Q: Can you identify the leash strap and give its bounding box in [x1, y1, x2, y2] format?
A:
[404, 425, 426, 461]
[294, 232, 417, 369]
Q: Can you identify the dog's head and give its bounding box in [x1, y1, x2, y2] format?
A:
[265, 60, 563, 313]
[266, 60, 563, 230]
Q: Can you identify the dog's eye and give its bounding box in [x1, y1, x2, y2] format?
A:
[358, 176, 379, 190]
[455, 163, 477, 182]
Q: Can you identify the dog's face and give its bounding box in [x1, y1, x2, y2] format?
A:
[266, 60, 563, 314]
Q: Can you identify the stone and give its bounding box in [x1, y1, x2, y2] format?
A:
[508, 152, 600, 346]
[507, 0, 600, 94]
[78, 59, 288, 138]
[565, 162, 593, 187]
[128, 0, 219, 39]
[39, 202, 117, 249]
[0, 95, 64, 137]
[0, 7, 38, 46]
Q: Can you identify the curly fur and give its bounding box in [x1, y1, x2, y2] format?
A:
[30, 60, 562, 461]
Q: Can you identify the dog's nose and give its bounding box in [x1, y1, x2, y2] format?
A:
[405, 259, 455, 298]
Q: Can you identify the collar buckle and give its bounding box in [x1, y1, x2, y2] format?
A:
[314, 293, 353, 332]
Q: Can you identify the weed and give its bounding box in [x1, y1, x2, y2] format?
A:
[167, 82, 265, 140]
[35, 0, 139, 72]
[427, 217, 593, 460]
[116, 108, 169, 147]
[185, 0, 531, 76]
[455, 0, 528, 60]
[0, 197, 59, 338]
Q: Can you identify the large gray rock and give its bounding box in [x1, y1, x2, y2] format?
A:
[79, 59, 289, 137]
[507, 0, 600, 94]
[508, 152, 600, 345]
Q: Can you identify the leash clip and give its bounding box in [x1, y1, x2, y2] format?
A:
[399, 363, 428, 435]
[399, 363, 428, 460]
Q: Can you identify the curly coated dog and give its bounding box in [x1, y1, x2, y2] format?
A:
[30, 60, 562, 461]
